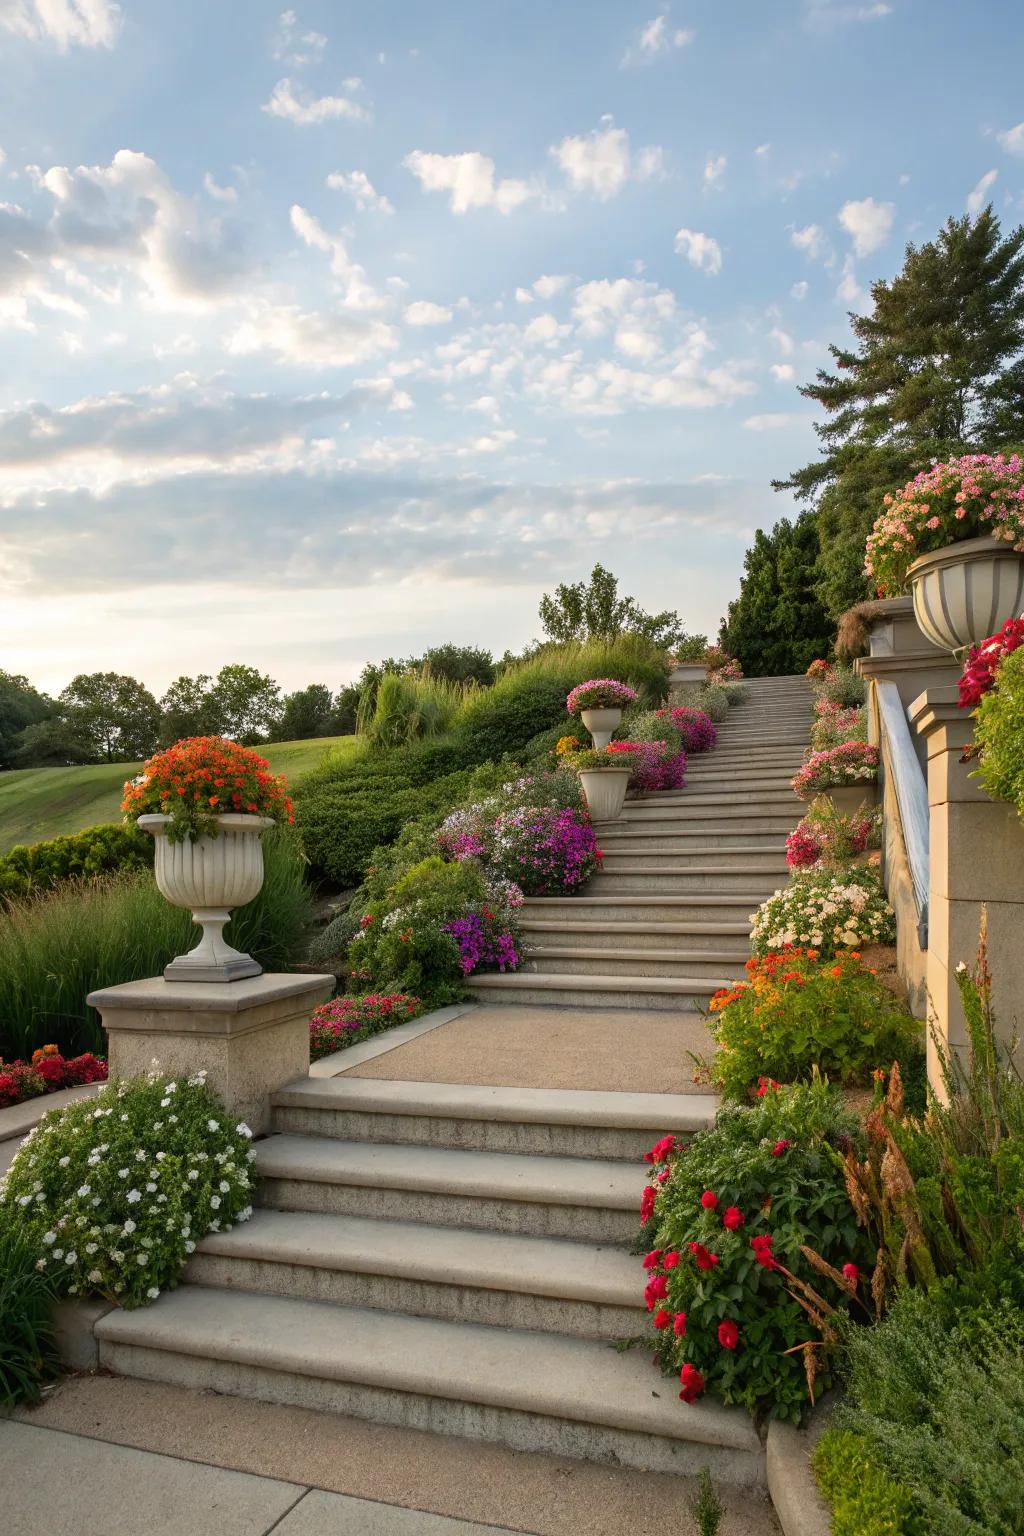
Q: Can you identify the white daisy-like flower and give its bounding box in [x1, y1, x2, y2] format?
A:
[88, 1269, 103, 1284]
[58, 1156, 70, 1168]
[77, 1185, 91, 1197]
[210, 1195, 221, 1209]
[122, 1218, 136, 1235]
[43, 1231, 56, 1245]
[126, 1189, 142, 1204]
[147, 1286, 160, 1300]
[207, 1119, 220, 1133]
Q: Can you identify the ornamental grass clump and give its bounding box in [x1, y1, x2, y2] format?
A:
[122, 737, 294, 843]
[750, 867, 895, 958]
[706, 949, 922, 1102]
[0, 1068, 255, 1309]
[791, 742, 879, 800]
[639, 1079, 869, 1422]
[865, 453, 1024, 596]
[309, 993, 422, 1061]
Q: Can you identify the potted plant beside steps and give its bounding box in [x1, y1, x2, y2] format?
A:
[571, 747, 634, 821]
[122, 736, 295, 982]
[566, 678, 639, 749]
[865, 454, 1024, 653]
[791, 741, 880, 817]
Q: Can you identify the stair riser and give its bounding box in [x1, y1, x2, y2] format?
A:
[98, 1341, 766, 1485]
[184, 1255, 643, 1341]
[272, 1105, 662, 1162]
[468, 981, 718, 1012]
[521, 901, 754, 924]
[599, 852, 788, 871]
[522, 953, 746, 980]
[593, 832, 788, 851]
[258, 1176, 638, 1242]
[591, 872, 783, 895]
[623, 792, 798, 810]
[601, 816, 799, 835]
[520, 925, 752, 954]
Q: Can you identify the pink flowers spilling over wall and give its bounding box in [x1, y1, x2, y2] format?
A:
[607, 740, 687, 792]
[791, 742, 880, 799]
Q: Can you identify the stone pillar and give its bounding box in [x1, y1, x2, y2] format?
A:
[910, 686, 1024, 1088]
[88, 972, 334, 1134]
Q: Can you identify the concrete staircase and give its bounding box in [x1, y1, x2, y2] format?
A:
[94, 1078, 765, 1484]
[468, 675, 812, 1012]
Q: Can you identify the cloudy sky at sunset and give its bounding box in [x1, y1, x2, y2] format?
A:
[1, 0, 1022, 693]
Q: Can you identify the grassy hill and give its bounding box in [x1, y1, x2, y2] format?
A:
[0, 736, 362, 853]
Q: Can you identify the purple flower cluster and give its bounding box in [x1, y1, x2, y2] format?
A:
[658, 706, 717, 754]
[445, 911, 519, 975]
[490, 805, 600, 896]
[608, 741, 687, 792]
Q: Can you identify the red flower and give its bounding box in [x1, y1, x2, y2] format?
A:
[653, 1309, 671, 1329]
[717, 1319, 740, 1351]
[751, 1234, 779, 1270]
[842, 1263, 861, 1287]
[643, 1134, 676, 1165]
[772, 1139, 791, 1157]
[688, 1242, 719, 1271]
[662, 1250, 680, 1270]
[640, 1185, 656, 1224]
[644, 1274, 669, 1309]
[700, 1190, 718, 1210]
[722, 1206, 745, 1232]
[656, 1168, 670, 1184]
[678, 1363, 705, 1403]
[642, 1249, 663, 1271]
[673, 1312, 687, 1337]
[757, 1076, 781, 1097]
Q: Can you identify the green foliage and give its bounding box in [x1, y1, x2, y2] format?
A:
[158, 674, 220, 743]
[419, 643, 495, 687]
[720, 681, 749, 706]
[751, 866, 895, 958]
[519, 722, 588, 761]
[358, 669, 470, 751]
[1, 1070, 255, 1309]
[272, 683, 337, 743]
[974, 646, 1024, 817]
[0, 1206, 59, 1408]
[775, 209, 1024, 618]
[620, 707, 683, 752]
[0, 822, 152, 902]
[0, 671, 53, 771]
[0, 828, 313, 1059]
[691, 1468, 724, 1536]
[813, 1429, 918, 1536]
[538, 561, 693, 650]
[205, 663, 282, 743]
[306, 906, 362, 965]
[59, 671, 161, 763]
[816, 666, 866, 709]
[698, 684, 730, 722]
[719, 514, 834, 675]
[648, 1080, 868, 1421]
[350, 856, 487, 1005]
[707, 950, 923, 1101]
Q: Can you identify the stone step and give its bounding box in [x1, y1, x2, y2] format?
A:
[255, 1135, 645, 1242]
[606, 812, 800, 835]
[593, 828, 789, 850]
[599, 847, 787, 869]
[679, 772, 798, 789]
[271, 1076, 712, 1161]
[590, 869, 784, 895]
[97, 1287, 765, 1483]
[522, 894, 758, 925]
[466, 971, 728, 1013]
[520, 917, 752, 952]
[186, 1208, 645, 1340]
[621, 790, 798, 811]
[522, 947, 745, 980]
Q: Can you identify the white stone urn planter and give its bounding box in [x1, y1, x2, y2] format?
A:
[817, 784, 879, 816]
[580, 707, 622, 750]
[669, 663, 708, 685]
[138, 813, 275, 982]
[909, 535, 1024, 653]
[578, 768, 632, 821]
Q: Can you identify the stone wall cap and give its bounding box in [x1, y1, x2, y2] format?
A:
[909, 684, 963, 733]
[87, 971, 334, 1013]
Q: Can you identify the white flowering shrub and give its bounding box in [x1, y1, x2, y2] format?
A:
[750, 868, 895, 958]
[0, 1068, 254, 1309]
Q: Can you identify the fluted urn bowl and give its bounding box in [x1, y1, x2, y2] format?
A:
[138, 812, 275, 982]
[909, 535, 1024, 652]
[580, 707, 623, 750]
[578, 767, 632, 822]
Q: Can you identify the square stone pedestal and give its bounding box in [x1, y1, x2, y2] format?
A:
[88, 972, 334, 1134]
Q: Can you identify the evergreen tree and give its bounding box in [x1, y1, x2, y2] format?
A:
[538, 562, 697, 650]
[719, 514, 833, 675]
[272, 683, 336, 742]
[776, 208, 1024, 617]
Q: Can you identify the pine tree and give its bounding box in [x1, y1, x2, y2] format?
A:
[719, 514, 833, 675]
[776, 207, 1024, 617]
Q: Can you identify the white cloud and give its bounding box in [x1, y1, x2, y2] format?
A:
[551, 120, 664, 201]
[838, 196, 895, 256]
[770, 363, 795, 381]
[769, 327, 794, 356]
[523, 312, 570, 346]
[226, 298, 398, 369]
[743, 412, 809, 431]
[203, 173, 238, 204]
[532, 273, 571, 299]
[704, 154, 727, 188]
[755, 143, 772, 158]
[790, 280, 809, 300]
[836, 254, 862, 303]
[572, 277, 676, 361]
[804, 0, 892, 24]
[997, 122, 1024, 157]
[262, 78, 370, 126]
[514, 287, 534, 304]
[674, 227, 722, 275]
[272, 10, 327, 67]
[404, 150, 533, 214]
[0, 0, 120, 49]
[791, 223, 827, 260]
[405, 300, 453, 327]
[289, 205, 386, 312]
[326, 169, 394, 213]
[623, 14, 694, 64]
[967, 168, 998, 215]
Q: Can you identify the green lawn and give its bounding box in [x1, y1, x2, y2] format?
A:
[0, 736, 363, 853]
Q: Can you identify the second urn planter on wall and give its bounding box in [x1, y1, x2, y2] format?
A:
[577, 767, 632, 821]
[909, 535, 1024, 653]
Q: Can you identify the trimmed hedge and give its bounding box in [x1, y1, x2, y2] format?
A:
[0, 823, 152, 903]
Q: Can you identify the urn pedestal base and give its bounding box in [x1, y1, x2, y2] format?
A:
[163, 909, 263, 983]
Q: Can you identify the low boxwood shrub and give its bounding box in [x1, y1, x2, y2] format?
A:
[0, 823, 152, 903]
[0, 1206, 59, 1408]
[640, 1079, 869, 1422]
[295, 767, 477, 886]
[699, 684, 730, 722]
[750, 867, 895, 958]
[1, 1068, 255, 1308]
[620, 707, 683, 753]
[706, 948, 923, 1101]
[306, 908, 361, 966]
[813, 1428, 918, 1536]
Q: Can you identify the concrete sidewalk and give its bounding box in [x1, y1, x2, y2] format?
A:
[0, 1420, 522, 1536]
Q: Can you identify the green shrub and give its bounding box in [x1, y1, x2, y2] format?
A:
[306, 907, 361, 965]
[0, 1206, 59, 1408]
[813, 1429, 918, 1536]
[699, 683, 730, 722]
[720, 681, 749, 706]
[358, 669, 471, 751]
[815, 666, 866, 708]
[974, 645, 1024, 818]
[0, 823, 152, 903]
[707, 949, 923, 1101]
[1, 1069, 255, 1309]
[620, 707, 683, 752]
[520, 722, 587, 761]
[644, 1079, 869, 1422]
[0, 828, 313, 1059]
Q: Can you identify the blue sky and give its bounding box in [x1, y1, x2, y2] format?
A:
[1, 0, 1023, 694]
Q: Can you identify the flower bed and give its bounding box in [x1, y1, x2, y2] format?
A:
[810, 704, 866, 754]
[0, 1047, 108, 1111]
[656, 706, 717, 754]
[750, 867, 895, 957]
[792, 742, 879, 799]
[565, 678, 639, 716]
[122, 736, 294, 842]
[785, 802, 878, 868]
[607, 740, 687, 792]
[308, 993, 423, 1061]
[865, 453, 1024, 596]
[958, 615, 1024, 708]
[490, 805, 599, 895]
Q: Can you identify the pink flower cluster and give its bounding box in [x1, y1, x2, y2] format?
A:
[865, 454, 1024, 595]
[958, 616, 1024, 709]
[607, 740, 687, 792]
[791, 742, 879, 799]
[656, 706, 717, 753]
[565, 678, 640, 716]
